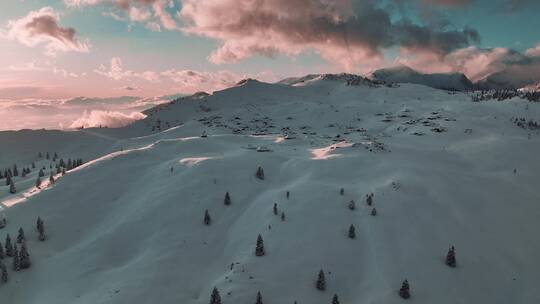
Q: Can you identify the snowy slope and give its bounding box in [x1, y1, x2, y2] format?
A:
[370, 66, 473, 91]
[1, 77, 540, 304]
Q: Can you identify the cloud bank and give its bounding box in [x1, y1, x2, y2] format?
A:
[69, 110, 146, 128]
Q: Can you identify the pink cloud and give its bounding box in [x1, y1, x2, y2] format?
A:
[395, 44, 540, 88]
[1, 7, 90, 56]
[69, 110, 146, 128]
[66, 0, 178, 31]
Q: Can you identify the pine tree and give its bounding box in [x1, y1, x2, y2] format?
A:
[39, 229, 46, 242]
[348, 200, 356, 210]
[1, 262, 7, 283]
[340, 188, 344, 195]
[62, 168, 66, 175]
[348, 224, 356, 239]
[255, 291, 263, 304]
[9, 180, 16, 194]
[20, 242, 30, 269]
[21, 169, 27, 177]
[32, 161, 36, 169]
[4, 235, 12, 257]
[46, 152, 50, 160]
[445, 246, 456, 268]
[273, 203, 278, 215]
[316, 269, 326, 291]
[255, 234, 265, 256]
[286, 191, 290, 199]
[332, 294, 340, 304]
[13, 164, 18, 177]
[38, 169, 45, 177]
[0, 241, 4, 259]
[36, 176, 42, 188]
[366, 193, 373, 206]
[0, 170, 3, 179]
[49, 172, 55, 184]
[224, 192, 231, 206]
[371, 208, 377, 216]
[37, 217, 43, 232]
[12, 243, 20, 271]
[5, 174, 11, 186]
[17, 227, 25, 243]
[255, 166, 265, 180]
[204, 210, 211, 225]
[209, 287, 221, 304]
[281, 212, 285, 221]
[0, 217, 5, 229]
[399, 279, 410, 299]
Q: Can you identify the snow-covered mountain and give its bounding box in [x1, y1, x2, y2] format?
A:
[369, 66, 473, 91]
[1, 76, 539, 304]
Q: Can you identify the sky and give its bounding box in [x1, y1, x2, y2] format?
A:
[0, 0, 539, 100]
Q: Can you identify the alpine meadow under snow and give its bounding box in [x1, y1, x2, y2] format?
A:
[0, 74, 539, 303]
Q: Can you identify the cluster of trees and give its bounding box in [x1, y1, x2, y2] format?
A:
[0, 217, 46, 287]
[471, 89, 540, 102]
[208, 286, 341, 304]
[511, 117, 540, 131]
[202, 168, 459, 302]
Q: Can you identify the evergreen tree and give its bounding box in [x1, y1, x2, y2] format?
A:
[36, 176, 42, 188]
[12, 243, 20, 271]
[399, 279, 410, 299]
[32, 161, 36, 169]
[39, 228, 46, 242]
[281, 212, 285, 221]
[62, 168, 66, 175]
[38, 169, 45, 177]
[5, 174, 11, 186]
[67, 159, 73, 170]
[255, 291, 263, 304]
[0, 241, 4, 259]
[19, 242, 30, 269]
[37, 217, 43, 232]
[366, 193, 373, 206]
[4, 235, 12, 257]
[273, 203, 278, 215]
[371, 208, 377, 216]
[286, 191, 290, 199]
[0, 170, 3, 179]
[348, 200, 356, 210]
[316, 269, 326, 291]
[340, 188, 344, 195]
[17, 227, 25, 243]
[256, 166, 265, 180]
[348, 224, 356, 239]
[224, 192, 231, 206]
[445, 246, 456, 268]
[49, 172, 55, 184]
[38, 152, 42, 158]
[204, 209, 211, 225]
[21, 169, 27, 178]
[209, 287, 221, 304]
[332, 294, 340, 304]
[0, 262, 7, 283]
[9, 180, 16, 194]
[46, 152, 50, 160]
[255, 234, 265, 256]
[0, 217, 5, 229]
[13, 164, 18, 177]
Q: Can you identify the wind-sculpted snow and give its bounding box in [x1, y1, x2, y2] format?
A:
[1, 78, 539, 304]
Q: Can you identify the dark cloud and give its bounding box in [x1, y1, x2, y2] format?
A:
[3, 7, 89, 55]
[179, 0, 481, 69]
